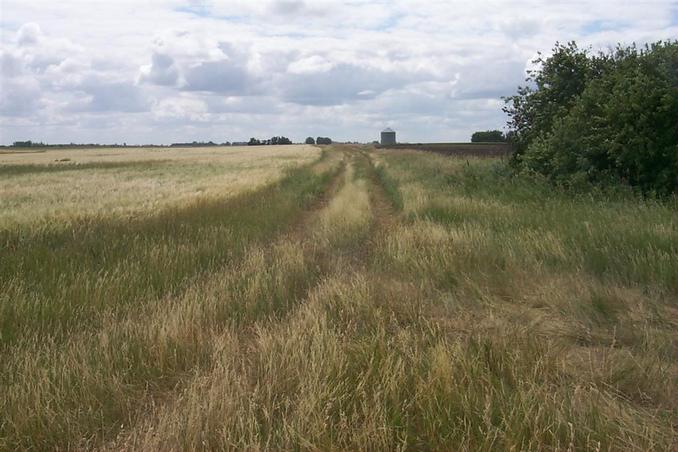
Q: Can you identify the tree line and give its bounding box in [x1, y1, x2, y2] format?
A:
[6, 141, 149, 148]
[247, 136, 293, 146]
[305, 137, 332, 145]
[504, 40, 678, 196]
[6, 141, 235, 148]
[5, 138, 322, 148]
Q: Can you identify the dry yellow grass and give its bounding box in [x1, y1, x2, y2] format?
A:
[0, 145, 316, 165]
[0, 145, 319, 229]
[1, 146, 676, 450]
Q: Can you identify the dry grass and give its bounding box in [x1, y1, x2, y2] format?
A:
[0, 145, 318, 229]
[0, 145, 316, 165]
[1, 145, 676, 450]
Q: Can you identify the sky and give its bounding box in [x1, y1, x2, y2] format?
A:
[1, 0, 677, 144]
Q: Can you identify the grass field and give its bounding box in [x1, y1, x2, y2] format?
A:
[1, 145, 676, 450]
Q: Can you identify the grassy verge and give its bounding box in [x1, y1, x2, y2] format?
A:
[365, 149, 677, 449]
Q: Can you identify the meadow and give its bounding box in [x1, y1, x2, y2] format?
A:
[0, 145, 676, 450]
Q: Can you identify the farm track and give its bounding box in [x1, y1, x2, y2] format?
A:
[290, 149, 347, 236]
[102, 147, 399, 450]
[363, 151, 397, 229]
[342, 147, 398, 267]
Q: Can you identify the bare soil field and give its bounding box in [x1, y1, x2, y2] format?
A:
[377, 142, 511, 157]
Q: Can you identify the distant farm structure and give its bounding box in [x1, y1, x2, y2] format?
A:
[380, 128, 396, 145]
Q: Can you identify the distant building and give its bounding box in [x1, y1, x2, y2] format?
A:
[380, 128, 396, 145]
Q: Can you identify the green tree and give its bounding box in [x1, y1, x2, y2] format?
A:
[305, 137, 315, 145]
[471, 130, 505, 142]
[505, 40, 678, 195]
[503, 41, 597, 159]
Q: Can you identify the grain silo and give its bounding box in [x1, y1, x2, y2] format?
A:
[380, 128, 396, 145]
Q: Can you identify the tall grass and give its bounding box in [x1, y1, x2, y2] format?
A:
[0, 150, 343, 449]
[0, 163, 336, 348]
[1, 146, 676, 450]
[377, 150, 678, 293]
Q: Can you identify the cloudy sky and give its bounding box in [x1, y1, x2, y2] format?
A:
[1, 0, 677, 144]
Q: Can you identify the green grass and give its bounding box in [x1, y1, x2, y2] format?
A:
[372, 162, 403, 211]
[382, 151, 678, 293]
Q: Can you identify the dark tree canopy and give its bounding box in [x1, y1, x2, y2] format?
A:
[270, 136, 292, 145]
[471, 130, 506, 142]
[316, 137, 332, 145]
[305, 137, 315, 145]
[248, 136, 293, 146]
[170, 141, 218, 147]
[504, 40, 678, 196]
[12, 140, 36, 147]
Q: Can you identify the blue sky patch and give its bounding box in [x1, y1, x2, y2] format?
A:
[671, 5, 678, 25]
[582, 19, 628, 34]
[175, 4, 210, 18]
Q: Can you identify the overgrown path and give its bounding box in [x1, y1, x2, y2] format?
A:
[95, 146, 406, 450]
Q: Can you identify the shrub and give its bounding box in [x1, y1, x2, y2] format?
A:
[505, 41, 678, 196]
[471, 130, 505, 142]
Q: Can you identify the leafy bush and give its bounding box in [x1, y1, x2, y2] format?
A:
[471, 130, 505, 142]
[504, 41, 678, 196]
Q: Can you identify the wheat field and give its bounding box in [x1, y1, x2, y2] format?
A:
[1, 145, 676, 450]
[0, 145, 319, 229]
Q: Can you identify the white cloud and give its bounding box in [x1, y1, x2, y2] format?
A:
[153, 95, 208, 121]
[83, 80, 149, 113]
[16, 22, 42, 46]
[139, 52, 181, 86]
[1, 0, 677, 144]
[287, 55, 335, 74]
[278, 63, 426, 105]
[0, 77, 42, 115]
[183, 59, 254, 93]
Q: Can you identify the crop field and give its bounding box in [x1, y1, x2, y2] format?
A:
[0, 145, 319, 229]
[1, 145, 676, 450]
